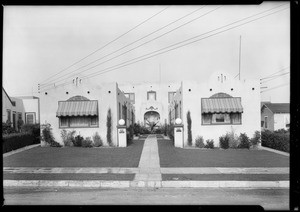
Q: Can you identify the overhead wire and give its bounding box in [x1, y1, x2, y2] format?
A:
[39, 6, 206, 87]
[260, 66, 290, 80]
[260, 72, 290, 84]
[260, 83, 289, 93]
[39, 4, 289, 93]
[39, 6, 170, 85]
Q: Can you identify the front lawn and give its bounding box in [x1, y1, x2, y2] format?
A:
[158, 140, 289, 167]
[3, 140, 144, 168]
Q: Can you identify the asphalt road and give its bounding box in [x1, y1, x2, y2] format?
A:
[3, 187, 289, 210]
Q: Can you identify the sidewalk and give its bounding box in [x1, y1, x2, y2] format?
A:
[3, 135, 289, 188]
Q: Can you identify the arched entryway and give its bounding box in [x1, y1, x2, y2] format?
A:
[144, 111, 160, 132]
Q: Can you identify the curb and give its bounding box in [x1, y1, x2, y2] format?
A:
[258, 146, 289, 157]
[4, 180, 289, 188]
[3, 144, 41, 158]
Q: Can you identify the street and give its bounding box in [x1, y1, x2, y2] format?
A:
[3, 187, 289, 210]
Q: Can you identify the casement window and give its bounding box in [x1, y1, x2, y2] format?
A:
[125, 93, 135, 104]
[25, 112, 36, 124]
[56, 98, 99, 129]
[147, 91, 156, 101]
[201, 95, 243, 125]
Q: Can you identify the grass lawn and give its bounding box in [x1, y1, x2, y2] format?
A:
[162, 174, 290, 181]
[3, 140, 144, 168]
[158, 140, 289, 167]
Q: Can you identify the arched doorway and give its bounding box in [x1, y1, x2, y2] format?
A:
[144, 111, 160, 132]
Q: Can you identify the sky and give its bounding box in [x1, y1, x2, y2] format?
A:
[3, 3, 290, 103]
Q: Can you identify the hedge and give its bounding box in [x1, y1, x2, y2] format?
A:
[261, 130, 290, 153]
[3, 132, 39, 153]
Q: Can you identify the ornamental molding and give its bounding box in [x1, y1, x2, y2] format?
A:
[146, 106, 158, 111]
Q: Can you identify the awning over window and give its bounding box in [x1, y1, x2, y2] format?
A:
[202, 97, 243, 113]
[56, 101, 98, 117]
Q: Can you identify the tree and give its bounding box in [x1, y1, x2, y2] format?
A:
[187, 111, 192, 146]
[106, 108, 112, 146]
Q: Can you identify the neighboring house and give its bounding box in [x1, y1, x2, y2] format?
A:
[2, 87, 40, 131]
[39, 78, 135, 147]
[261, 102, 290, 131]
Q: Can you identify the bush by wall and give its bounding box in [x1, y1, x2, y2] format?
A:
[82, 137, 93, 148]
[41, 124, 61, 147]
[205, 139, 215, 149]
[250, 130, 261, 147]
[238, 133, 250, 149]
[3, 132, 36, 153]
[61, 130, 76, 147]
[74, 135, 84, 147]
[127, 125, 134, 144]
[195, 136, 205, 148]
[219, 134, 229, 149]
[261, 130, 289, 153]
[187, 111, 192, 146]
[226, 129, 239, 149]
[2, 122, 17, 135]
[106, 108, 113, 146]
[92, 132, 103, 147]
[167, 124, 174, 142]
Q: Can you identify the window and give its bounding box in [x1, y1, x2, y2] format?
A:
[118, 102, 121, 120]
[7, 110, 11, 123]
[264, 116, 268, 128]
[147, 91, 156, 101]
[25, 112, 36, 124]
[168, 92, 176, 103]
[125, 93, 135, 104]
[18, 113, 22, 120]
[202, 113, 242, 125]
[59, 116, 98, 128]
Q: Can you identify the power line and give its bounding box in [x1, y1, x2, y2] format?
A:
[260, 72, 290, 84]
[39, 5, 289, 93]
[40, 6, 219, 88]
[260, 83, 289, 93]
[40, 6, 206, 87]
[260, 66, 290, 80]
[39, 6, 170, 85]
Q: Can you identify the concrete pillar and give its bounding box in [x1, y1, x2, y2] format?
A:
[174, 118, 184, 148]
[117, 119, 127, 147]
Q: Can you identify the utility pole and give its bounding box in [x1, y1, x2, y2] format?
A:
[239, 35, 242, 81]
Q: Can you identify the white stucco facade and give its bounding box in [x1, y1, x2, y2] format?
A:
[169, 72, 261, 147]
[39, 78, 134, 146]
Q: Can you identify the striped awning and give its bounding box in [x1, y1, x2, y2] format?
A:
[202, 97, 243, 113]
[56, 100, 98, 117]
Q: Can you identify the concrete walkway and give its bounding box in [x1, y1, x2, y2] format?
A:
[133, 134, 162, 182]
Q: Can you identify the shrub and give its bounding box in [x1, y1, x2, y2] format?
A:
[61, 130, 76, 147]
[41, 124, 61, 147]
[2, 132, 41, 153]
[20, 123, 40, 144]
[187, 111, 192, 146]
[82, 137, 93, 148]
[261, 130, 289, 152]
[106, 108, 113, 146]
[92, 132, 103, 147]
[250, 131, 261, 147]
[219, 134, 229, 149]
[17, 119, 24, 132]
[205, 139, 215, 149]
[167, 124, 174, 142]
[227, 130, 239, 149]
[74, 135, 84, 147]
[133, 123, 141, 136]
[127, 125, 134, 143]
[2, 122, 17, 135]
[195, 136, 205, 148]
[238, 133, 250, 149]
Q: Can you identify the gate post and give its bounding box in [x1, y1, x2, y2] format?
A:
[117, 119, 127, 147]
[174, 118, 184, 148]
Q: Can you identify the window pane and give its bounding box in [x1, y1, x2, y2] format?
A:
[264, 117, 268, 128]
[202, 114, 211, 124]
[69, 117, 89, 127]
[7, 110, 11, 122]
[91, 116, 98, 126]
[27, 114, 34, 124]
[231, 113, 241, 124]
[60, 117, 69, 127]
[212, 114, 230, 124]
